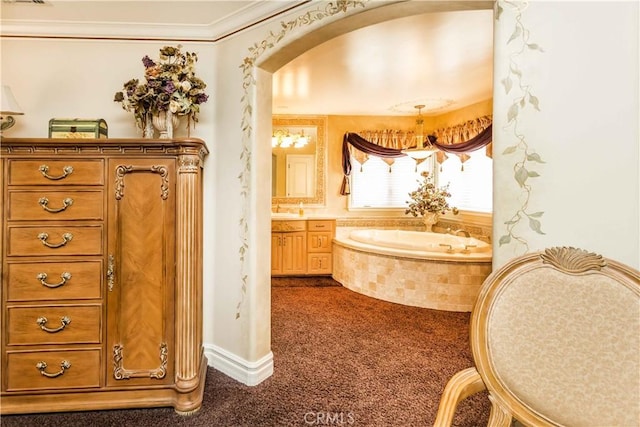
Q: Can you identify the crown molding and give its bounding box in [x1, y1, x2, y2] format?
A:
[0, 1, 306, 41]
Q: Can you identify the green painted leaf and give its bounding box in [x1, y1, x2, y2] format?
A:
[527, 170, 540, 177]
[528, 211, 544, 218]
[507, 103, 519, 122]
[529, 217, 545, 234]
[495, 3, 504, 20]
[527, 152, 545, 163]
[520, 98, 525, 107]
[529, 94, 541, 110]
[504, 219, 517, 225]
[510, 64, 522, 77]
[499, 234, 511, 245]
[515, 166, 528, 187]
[527, 43, 542, 51]
[503, 145, 518, 155]
[508, 24, 522, 44]
[501, 77, 513, 94]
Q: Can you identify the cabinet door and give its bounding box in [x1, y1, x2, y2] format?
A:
[271, 233, 283, 275]
[307, 232, 332, 252]
[281, 231, 307, 275]
[106, 159, 175, 386]
[307, 253, 332, 275]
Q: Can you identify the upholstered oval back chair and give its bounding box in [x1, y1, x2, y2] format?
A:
[434, 247, 640, 427]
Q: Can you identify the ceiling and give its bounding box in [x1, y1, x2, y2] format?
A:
[0, 1, 494, 117]
[273, 9, 493, 116]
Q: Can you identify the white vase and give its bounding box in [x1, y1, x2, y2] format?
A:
[142, 112, 154, 138]
[423, 212, 439, 232]
[152, 110, 180, 139]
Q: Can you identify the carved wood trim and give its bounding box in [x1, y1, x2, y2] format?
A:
[540, 246, 607, 273]
[114, 165, 169, 200]
[0, 138, 209, 157]
[112, 343, 168, 380]
[178, 154, 201, 173]
[174, 166, 202, 388]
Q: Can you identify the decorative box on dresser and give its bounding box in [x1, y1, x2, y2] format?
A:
[0, 138, 208, 415]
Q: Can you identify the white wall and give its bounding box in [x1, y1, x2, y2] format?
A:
[1, 0, 638, 387]
[492, 1, 639, 267]
[0, 39, 215, 140]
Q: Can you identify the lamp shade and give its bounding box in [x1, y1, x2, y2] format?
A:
[401, 104, 437, 159]
[402, 147, 437, 160]
[1, 86, 24, 115]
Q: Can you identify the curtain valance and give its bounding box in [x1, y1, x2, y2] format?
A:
[340, 116, 493, 195]
[340, 132, 406, 195]
[430, 124, 492, 154]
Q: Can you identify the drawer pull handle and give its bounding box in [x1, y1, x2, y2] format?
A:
[37, 272, 72, 288]
[36, 316, 71, 333]
[38, 232, 73, 248]
[39, 164, 74, 180]
[36, 360, 71, 378]
[39, 197, 74, 213]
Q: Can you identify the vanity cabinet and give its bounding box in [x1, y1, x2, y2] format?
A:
[0, 138, 208, 415]
[271, 221, 307, 275]
[307, 220, 334, 275]
[271, 218, 334, 276]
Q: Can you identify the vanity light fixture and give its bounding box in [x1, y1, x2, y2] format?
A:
[0, 85, 24, 135]
[401, 104, 437, 160]
[272, 128, 310, 148]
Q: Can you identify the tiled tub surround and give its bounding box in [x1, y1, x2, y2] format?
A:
[332, 230, 492, 312]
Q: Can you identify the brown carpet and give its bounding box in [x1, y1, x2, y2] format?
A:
[271, 276, 343, 287]
[0, 278, 489, 426]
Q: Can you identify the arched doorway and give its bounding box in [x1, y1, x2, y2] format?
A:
[247, 0, 494, 382]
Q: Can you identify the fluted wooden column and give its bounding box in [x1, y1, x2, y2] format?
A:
[174, 145, 206, 395]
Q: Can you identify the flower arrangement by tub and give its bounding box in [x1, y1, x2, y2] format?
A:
[405, 171, 455, 230]
[114, 45, 209, 136]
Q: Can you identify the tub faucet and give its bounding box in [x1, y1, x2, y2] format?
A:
[439, 244, 454, 253]
[453, 229, 470, 238]
[461, 244, 477, 254]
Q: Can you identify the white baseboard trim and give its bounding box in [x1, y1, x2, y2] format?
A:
[204, 343, 273, 386]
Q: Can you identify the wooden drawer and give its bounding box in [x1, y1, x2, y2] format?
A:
[6, 260, 102, 301]
[307, 232, 333, 252]
[8, 159, 104, 186]
[271, 220, 306, 232]
[6, 349, 101, 391]
[7, 225, 103, 256]
[307, 253, 332, 275]
[308, 220, 334, 232]
[7, 304, 102, 345]
[8, 190, 104, 221]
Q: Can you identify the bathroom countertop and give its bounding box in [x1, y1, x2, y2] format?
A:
[271, 213, 335, 220]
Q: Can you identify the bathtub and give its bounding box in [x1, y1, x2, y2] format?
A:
[348, 229, 491, 256]
[332, 229, 493, 312]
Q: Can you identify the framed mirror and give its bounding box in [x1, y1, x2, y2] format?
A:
[272, 115, 326, 206]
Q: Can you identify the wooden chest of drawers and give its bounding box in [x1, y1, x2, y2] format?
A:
[1, 138, 208, 415]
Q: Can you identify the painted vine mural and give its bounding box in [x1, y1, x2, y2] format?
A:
[237, 0, 367, 318]
[235, 0, 543, 317]
[496, 0, 545, 254]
